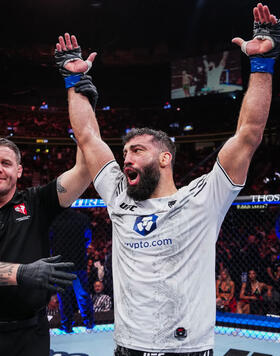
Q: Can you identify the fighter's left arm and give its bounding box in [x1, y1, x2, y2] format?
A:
[218, 72, 271, 185]
[218, 3, 279, 185]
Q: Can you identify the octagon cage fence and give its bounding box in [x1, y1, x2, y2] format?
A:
[47, 194, 280, 339]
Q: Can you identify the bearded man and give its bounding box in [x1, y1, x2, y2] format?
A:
[55, 3, 280, 354]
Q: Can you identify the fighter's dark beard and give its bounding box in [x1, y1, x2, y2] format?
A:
[127, 162, 160, 201]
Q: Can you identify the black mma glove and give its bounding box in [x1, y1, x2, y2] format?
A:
[242, 19, 280, 74]
[252, 20, 280, 59]
[54, 46, 92, 88]
[74, 75, 98, 112]
[16, 255, 76, 293]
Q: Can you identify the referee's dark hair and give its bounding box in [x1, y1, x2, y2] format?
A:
[0, 138, 21, 164]
[122, 128, 176, 168]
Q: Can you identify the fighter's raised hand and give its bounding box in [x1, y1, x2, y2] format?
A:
[55, 33, 98, 110]
[55, 33, 97, 77]
[232, 3, 279, 58]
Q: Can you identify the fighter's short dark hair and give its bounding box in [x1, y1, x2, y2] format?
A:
[122, 128, 176, 167]
[0, 138, 21, 164]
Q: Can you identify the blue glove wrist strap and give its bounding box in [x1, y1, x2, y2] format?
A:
[64, 74, 82, 89]
[250, 57, 275, 74]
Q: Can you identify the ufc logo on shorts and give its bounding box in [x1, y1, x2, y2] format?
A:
[143, 353, 165, 356]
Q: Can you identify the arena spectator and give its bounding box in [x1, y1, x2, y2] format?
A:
[87, 251, 105, 294]
[265, 252, 280, 285]
[237, 269, 272, 315]
[47, 294, 60, 320]
[216, 269, 236, 312]
[91, 281, 112, 312]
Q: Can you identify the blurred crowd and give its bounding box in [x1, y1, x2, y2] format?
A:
[15, 143, 280, 198]
[0, 100, 246, 139]
[1, 104, 279, 195]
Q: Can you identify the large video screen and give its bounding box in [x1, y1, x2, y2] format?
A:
[171, 50, 243, 99]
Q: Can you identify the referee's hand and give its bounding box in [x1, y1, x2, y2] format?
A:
[16, 255, 76, 293]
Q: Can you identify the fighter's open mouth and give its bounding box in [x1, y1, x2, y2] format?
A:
[124, 168, 140, 185]
[128, 171, 138, 181]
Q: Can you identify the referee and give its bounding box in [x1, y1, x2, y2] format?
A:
[0, 139, 92, 356]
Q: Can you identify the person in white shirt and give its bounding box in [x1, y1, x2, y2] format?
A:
[202, 51, 229, 93]
[54, 3, 280, 355]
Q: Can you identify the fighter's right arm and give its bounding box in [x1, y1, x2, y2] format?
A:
[55, 33, 115, 181]
[68, 88, 115, 181]
[0, 262, 18, 286]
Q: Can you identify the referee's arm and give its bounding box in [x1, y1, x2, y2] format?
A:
[0, 262, 19, 285]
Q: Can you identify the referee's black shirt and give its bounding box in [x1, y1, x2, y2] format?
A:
[0, 179, 64, 321]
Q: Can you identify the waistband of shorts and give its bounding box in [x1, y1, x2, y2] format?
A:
[0, 308, 46, 332]
[115, 345, 213, 356]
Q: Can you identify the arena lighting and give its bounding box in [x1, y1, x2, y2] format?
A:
[67, 128, 76, 142]
[50, 324, 114, 335]
[183, 124, 193, 131]
[68, 129, 77, 144]
[89, 0, 103, 8]
[70, 135, 77, 144]
[102, 106, 110, 111]
[263, 173, 280, 184]
[7, 126, 14, 136]
[36, 139, 48, 143]
[169, 122, 179, 128]
[39, 101, 48, 110]
[196, 0, 206, 9]
[215, 326, 280, 341]
[50, 323, 280, 339]
[163, 102, 171, 109]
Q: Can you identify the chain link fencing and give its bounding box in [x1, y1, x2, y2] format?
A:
[47, 195, 280, 336]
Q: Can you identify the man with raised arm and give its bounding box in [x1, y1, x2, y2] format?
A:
[55, 3, 279, 355]
[0, 139, 93, 355]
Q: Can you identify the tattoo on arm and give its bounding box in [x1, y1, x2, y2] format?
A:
[0, 263, 16, 286]
[57, 176, 67, 194]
